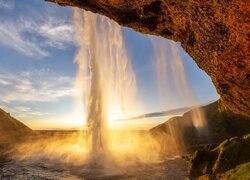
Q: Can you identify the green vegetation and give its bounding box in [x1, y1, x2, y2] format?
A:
[221, 162, 250, 180]
[188, 134, 250, 179]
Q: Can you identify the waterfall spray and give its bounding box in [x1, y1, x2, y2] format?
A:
[73, 6, 206, 160]
[73, 9, 137, 165]
[150, 37, 208, 153]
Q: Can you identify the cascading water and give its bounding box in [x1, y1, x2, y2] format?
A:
[73, 9, 137, 165]
[150, 37, 208, 153]
[73, 6, 208, 162]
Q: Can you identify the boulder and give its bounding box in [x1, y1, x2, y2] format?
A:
[188, 134, 250, 178]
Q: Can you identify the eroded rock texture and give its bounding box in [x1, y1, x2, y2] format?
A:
[45, 0, 250, 117]
[188, 134, 250, 178]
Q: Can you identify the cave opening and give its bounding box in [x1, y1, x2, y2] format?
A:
[5, 1, 250, 179]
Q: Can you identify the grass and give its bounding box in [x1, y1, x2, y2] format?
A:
[221, 162, 250, 180]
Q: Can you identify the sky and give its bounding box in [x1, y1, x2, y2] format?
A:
[0, 0, 219, 130]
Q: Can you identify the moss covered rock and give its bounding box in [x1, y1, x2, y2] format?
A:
[213, 134, 250, 174]
[188, 149, 217, 177]
[221, 162, 250, 180]
[188, 134, 250, 178]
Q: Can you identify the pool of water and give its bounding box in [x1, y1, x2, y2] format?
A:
[0, 157, 187, 180]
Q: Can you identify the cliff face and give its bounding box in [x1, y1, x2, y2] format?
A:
[150, 101, 250, 152]
[45, 0, 250, 117]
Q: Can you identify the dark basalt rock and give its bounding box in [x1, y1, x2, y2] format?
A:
[188, 134, 250, 178]
[45, 0, 250, 118]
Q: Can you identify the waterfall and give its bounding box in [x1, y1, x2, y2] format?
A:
[150, 37, 208, 153]
[73, 9, 136, 165]
[73, 7, 208, 160]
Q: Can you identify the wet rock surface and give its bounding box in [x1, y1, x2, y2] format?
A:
[188, 134, 250, 178]
[0, 157, 187, 180]
[45, 0, 250, 117]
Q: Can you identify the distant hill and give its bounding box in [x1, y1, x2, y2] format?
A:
[0, 108, 34, 144]
[150, 101, 250, 154]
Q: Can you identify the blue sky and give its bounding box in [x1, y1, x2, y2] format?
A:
[0, 0, 219, 129]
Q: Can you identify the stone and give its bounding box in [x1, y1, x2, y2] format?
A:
[188, 134, 250, 178]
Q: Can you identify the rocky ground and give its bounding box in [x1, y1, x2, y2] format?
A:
[188, 134, 250, 179]
[149, 101, 250, 179]
[0, 155, 187, 180]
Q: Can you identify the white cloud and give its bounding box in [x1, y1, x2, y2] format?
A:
[0, 21, 49, 57]
[39, 23, 74, 49]
[0, 68, 77, 120]
[0, 5, 75, 57]
[0, 69, 76, 103]
[0, 105, 48, 119]
[0, 0, 14, 9]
